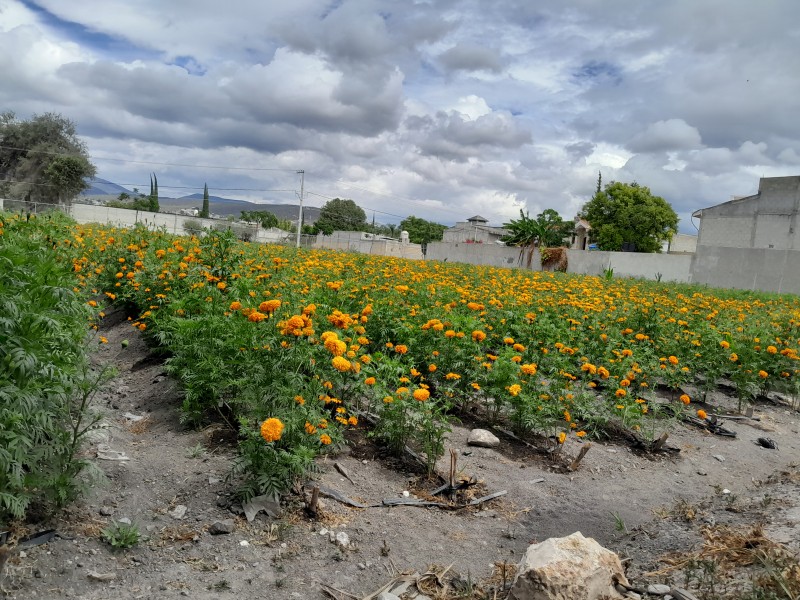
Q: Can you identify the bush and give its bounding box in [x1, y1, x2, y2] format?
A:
[0, 212, 102, 523]
[182, 219, 204, 236]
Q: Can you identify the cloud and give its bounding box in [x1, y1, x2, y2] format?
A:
[627, 119, 703, 153]
[438, 43, 504, 73]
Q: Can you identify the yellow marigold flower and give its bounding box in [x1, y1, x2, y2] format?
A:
[620, 379, 630, 387]
[471, 382, 480, 390]
[217, 281, 226, 290]
[395, 344, 408, 354]
[99, 336, 108, 344]
[729, 353, 739, 362]
[318, 419, 328, 429]
[581, 363, 597, 375]
[383, 396, 394, 404]
[597, 366, 610, 379]
[668, 355, 679, 365]
[305, 421, 317, 434]
[332, 356, 352, 372]
[428, 364, 437, 372]
[229, 301, 242, 311]
[680, 394, 691, 405]
[511, 355, 522, 363]
[504, 337, 515, 345]
[444, 330, 456, 338]
[507, 384, 521, 396]
[294, 395, 305, 405]
[520, 363, 537, 376]
[621, 349, 633, 357]
[348, 416, 358, 426]
[513, 343, 526, 352]
[320, 434, 332, 445]
[248, 311, 266, 323]
[396, 387, 409, 395]
[720, 340, 730, 349]
[364, 377, 376, 385]
[472, 330, 486, 342]
[615, 389, 627, 398]
[260, 418, 284, 443]
[697, 409, 707, 420]
[758, 370, 768, 379]
[445, 372, 461, 380]
[576, 431, 586, 438]
[413, 388, 430, 401]
[767, 345, 778, 354]
[557, 432, 566, 444]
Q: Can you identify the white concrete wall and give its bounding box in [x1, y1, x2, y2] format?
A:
[668, 233, 698, 254]
[313, 232, 423, 260]
[691, 246, 800, 294]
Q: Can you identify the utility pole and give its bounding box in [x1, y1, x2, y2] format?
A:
[295, 170, 304, 248]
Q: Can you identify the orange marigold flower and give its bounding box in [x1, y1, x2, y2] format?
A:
[217, 282, 226, 290]
[729, 353, 739, 362]
[557, 432, 566, 444]
[413, 388, 430, 401]
[259, 299, 281, 313]
[697, 409, 708, 420]
[576, 431, 587, 438]
[615, 389, 627, 398]
[332, 356, 352, 372]
[444, 330, 456, 338]
[305, 421, 317, 434]
[445, 372, 461, 380]
[364, 377, 376, 385]
[229, 301, 242, 311]
[428, 364, 437, 372]
[472, 330, 486, 342]
[597, 366, 610, 379]
[248, 311, 266, 323]
[520, 363, 538, 376]
[766, 345, 778, 354]
[260, 418, 284, 443]
[720, 340, 730, 349]
[320, 434, 332, 445]
[668, 355, 679, 365]
[394, 344, 408, 354]
[294, 395, 305, 405]
[507, 384, 521, 396]
[680, 394, 691, 405]
[758, 370, 768, 379]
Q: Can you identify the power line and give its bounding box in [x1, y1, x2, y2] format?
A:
[0, 144, 299, 172]
[306, 190, 406, 220]
[333, 180, 465, 219]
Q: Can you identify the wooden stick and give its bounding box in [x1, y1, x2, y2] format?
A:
[307, 485, 320, 517]
[568, 443, 591, 471]
[651, 432, 669, 452]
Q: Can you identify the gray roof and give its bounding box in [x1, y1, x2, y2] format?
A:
[466, 215, 488, 223]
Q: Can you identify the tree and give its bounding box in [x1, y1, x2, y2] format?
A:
[147, 173, 159, 213]
[0, 111, 96, 207]
[502, 210, 550, 267]
[581, 181, 678, 252]
[200, 183, 210, 218]
[535, 208, 574, 247]
[399, 216, 447, 244]
[241, 210, 279, 229]
[313, 198, 367, 234]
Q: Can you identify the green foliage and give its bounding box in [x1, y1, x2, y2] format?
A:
[0, 111, 96, 206]
[241, 210, 279, 229]
[581, 181, 678, 252]
[200, 183, 210, 218]
[0, 212, 103, 524]
[503, 209, 573, 249]
[399, 215, 447, 244]
[314, 198, 367, 234]
[148, 173, 159, 213]
[101, 521, 141, 549]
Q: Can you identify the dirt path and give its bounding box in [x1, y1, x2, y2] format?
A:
[3, 317, 799, 599]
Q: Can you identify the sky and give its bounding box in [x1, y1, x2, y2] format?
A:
[1, 0, 799, 231]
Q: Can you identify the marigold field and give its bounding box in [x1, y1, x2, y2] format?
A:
[4, 212, 800, 502]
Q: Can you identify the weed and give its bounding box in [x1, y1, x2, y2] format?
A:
[185, 443, 207, 459]
[101, 521, 141, 549]
[610, 511, 627, 533]
[210, 580, 230, 591]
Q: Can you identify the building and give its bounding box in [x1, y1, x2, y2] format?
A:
[570, 218, 591, 250]
[690, 175, 800, 294]
[692, 176, 800, 250]
[442, 215, 508, 244]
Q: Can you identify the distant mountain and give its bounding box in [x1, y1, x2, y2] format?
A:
[80, 177, 131, 197]
[78, 178, 321, 224]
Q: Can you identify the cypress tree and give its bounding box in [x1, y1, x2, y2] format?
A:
[200, 183, 210, 218]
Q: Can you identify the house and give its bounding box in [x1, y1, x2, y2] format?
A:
[442, 215, 508, 244]
[570, 218, 591, 250]
[692, 176, 800, 250]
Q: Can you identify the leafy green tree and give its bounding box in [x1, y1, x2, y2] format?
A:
[0, 111, 96, 207]
[399, 216, 447, 244]
[241, 210, 279, 229]
[502, 210, 549, 267]
[535, 209, 574, 247]
[313, 198, 367, 234]
[581, 181, 678, 252]
[200, 183, 210, 218]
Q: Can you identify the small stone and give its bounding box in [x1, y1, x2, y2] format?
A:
[713, 454, 725, 462]
[87, 571, 116, 582]
[239, 540, 250, 546]
[625, 593, 641, 600]
[647, 584, 671, 595]
[722, 488, 731, 494]
[319, 528, 329, 536]
[18, 551, 26, 558]
[169, 505, 188, 520]
[99, 506, 113, 516]
[335, 531, 350, 548]
[358, 562, 366, 570]
[208, 477, 221, 485]
[402, 490, 410, 498]
[696, 470, 707, 476]
[377, 593, 401, 600]
[118, 518, 131, 525]
[208, 519, 235, 535]
[467, 429, 500, 448]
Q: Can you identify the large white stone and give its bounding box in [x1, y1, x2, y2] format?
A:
[467, 429, 500, 448]
[509, 532, 628, 600]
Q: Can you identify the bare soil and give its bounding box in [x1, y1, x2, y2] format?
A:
[2, 317, 799, 600]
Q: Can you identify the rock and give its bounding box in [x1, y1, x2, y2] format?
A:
[118, 517, 132, 525]
[647, 584, 671, 595]
[87, 570, 116, 582]
[208, 519, 235, 535]
[713, 454, 725, 462]
[467, 429, 500, 448]
[509, 532, 628, 600]
[377, 593, 401, 600]
[669, 588, 701, 600]
[242, 494, 281, 522]
[168, 505, 187, 520]
[335, 531, 350, 548]
[99, 506, 114, 517]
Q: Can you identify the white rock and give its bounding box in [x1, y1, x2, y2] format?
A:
[647, 584, 671, 595]
[509, 532, 628, 600]
[335, 531, 350, 548]
[239, 540, 250, 546]
[467, 429, 500, 448]
[168, 505, 187, 520]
